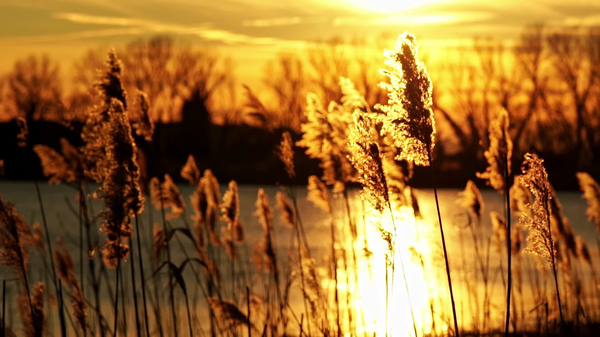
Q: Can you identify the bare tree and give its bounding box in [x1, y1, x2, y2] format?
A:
[4, 55, 64, 122]
[72, 36, 232, 123]
[262, 52, 306, 130]
[546, 27, 599, 163]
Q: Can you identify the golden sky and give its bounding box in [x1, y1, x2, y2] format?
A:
[1, 0, 599, 83]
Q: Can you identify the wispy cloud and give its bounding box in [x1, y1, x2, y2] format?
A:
[45, 11, 305, 47]
[53, 12, 152, 27]
[333, 11, 494, 26]
[242, 16, 303, 27]
[561, 14, 600, 26]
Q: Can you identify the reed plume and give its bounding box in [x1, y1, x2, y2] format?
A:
[491, 211, 507, 252]
[511, 228, 523, 256]
[297, 79, 358, 185]
[33, 145, 73, 184]
[306, 175, 332, 213]
[477, 110, 512, 192]
[31, 223, 44, 250]
[81, 50, 127, 183]
[0, 196, 34, 277]
[520, 154, 555, 265]
[181, 154, 201, 186]
[458, 180, 484, 219]
[191, 169, 221, 246]
[347, 111, 389, 213]
[253, 189, 277, 273]
[375, 32, 435, 167]
[98, 99, 143, 267]
[576, 172, 600, 233]
[53, 239, 87, 333]
[152, 223, 165, 263]
[18, 282, 44, 337]
[510, 177, 532, 217]
[0, 198, 37, 337]
[519, 152, 564, 325]
[276, 192, 295, 228]
[575, 236, 591, 265]
[131, 91, 154, 141]
[221, 180, 243, 242]
[150, 175, 185, 220]
[207, 298, 249, 328]
[34, 138, 85, 185]
[16, 116, 28, 148]
[277, 131, 296, 178]
[478, 109, 513, 335]
[53, 239, 76, 285]
[382, 151, 412, 205]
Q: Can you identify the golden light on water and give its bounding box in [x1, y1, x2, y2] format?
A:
[331, 202, 448, 336]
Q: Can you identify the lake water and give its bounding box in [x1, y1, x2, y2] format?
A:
[0, 181, 596, 336]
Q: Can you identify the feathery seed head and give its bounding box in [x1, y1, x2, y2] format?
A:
[348, 111, 390, 213]
[276, 191, 295, 228]
[221, 180, 244, 242]
[458, 180, 484, 219]
[306, 175, 332, 213]
[277, 131, 296, 178]
[0, 197, 33, 277]
[519, 153, 556, 267]
[181, 154, 201, 186]
[19, 282, 45, 337]
[375, 32, 435, 166]
[207, 298, 249, 328]
[297, 88, 356, 185]
[477, 109, 512, 192]
[34, 145, 74, 184]
[510, 176, 532, 218]
[576, 236, 591, 265]
[150, 175, 185, 220]
[576, 172, 600, 234]
[490, 211, 507, 252]
[131, 91, 154, 141]
[96, 50, 127, 108]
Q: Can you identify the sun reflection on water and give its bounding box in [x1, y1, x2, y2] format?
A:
[332, 201, 447, 336]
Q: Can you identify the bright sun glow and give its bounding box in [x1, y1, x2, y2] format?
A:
[347, 0, 440, 13]
[346, 202, 445, 336]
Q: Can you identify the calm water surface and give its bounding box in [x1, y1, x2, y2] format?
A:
[0, 181, 595, 336]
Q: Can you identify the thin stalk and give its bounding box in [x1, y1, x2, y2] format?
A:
[147, 203, 164, 337]
[428, 151, 459, 337]
[158, 183, 178, 337]
[328, 216, 341, 337]
[129, 233, 142, 337]
[35, 181, 66, 336]
[387, 203, 418, 337]
[184, 292, 194, 337]
[504, 162, 512, 336]
[544, 205, 564, 329]
[59, 280, 67, 337]
[2, 279, 5, 337]
[112, 227, 123, 337]
[133, 213, 151, 337]
[78, 189, 87, 337]
[247, 286, 251, 337]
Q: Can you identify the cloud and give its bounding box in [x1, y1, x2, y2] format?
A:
[561, 14, 600, 26]
[333, 11, 495, 26]
[53, 12, 153, 27]
[47, 12, 305, 47]
[242, 16, 303, 27]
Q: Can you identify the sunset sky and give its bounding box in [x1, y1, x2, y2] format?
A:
[1, 0, 600, 84]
